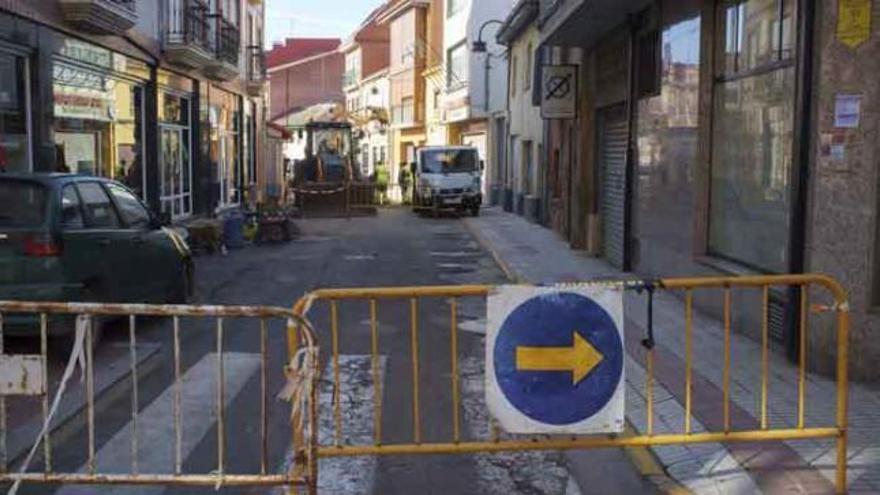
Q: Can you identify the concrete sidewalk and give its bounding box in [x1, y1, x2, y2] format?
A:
[465, 207, 880, 494]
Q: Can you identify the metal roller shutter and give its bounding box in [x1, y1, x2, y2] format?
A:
[599, 105, 629, 270]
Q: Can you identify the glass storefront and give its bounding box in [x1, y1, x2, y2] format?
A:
[158, 70, 195, 219]
[51, 36, 149, 198]
[209, 86, 241, 209]
[634, 1, 701, 275]
[708, 0, 795, 272]
[0, 51, 31, 173]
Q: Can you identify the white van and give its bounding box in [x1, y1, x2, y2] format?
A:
[410, 146, 483, 217]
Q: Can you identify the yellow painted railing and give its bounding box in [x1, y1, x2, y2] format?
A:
[291, 274, 850, 494]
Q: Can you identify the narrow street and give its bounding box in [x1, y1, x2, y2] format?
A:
[12, 209, 654, 494]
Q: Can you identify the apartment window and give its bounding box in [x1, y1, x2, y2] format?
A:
[510, 55, 518, 95]
[393, 97, 415, 125]
[447, 42, 469, 89]
[522, 140, 533, 194]
[448, 0, 467, 17]
[524, 43, 533, 90]
[708, 0, 795, 272]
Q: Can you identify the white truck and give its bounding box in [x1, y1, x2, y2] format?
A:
[410, 146, 483, 217]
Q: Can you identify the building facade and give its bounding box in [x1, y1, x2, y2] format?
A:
[537, 0, 880, 381]
[0, 0, 269, 219]
[267, 38, 344, 124]
[342, 5, 392, 179]
[377, 0, 431, 202]
[497, 0, 542, 221]
[442, 0, 513, 197]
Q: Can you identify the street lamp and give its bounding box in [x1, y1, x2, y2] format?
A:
[471, 19, 506, 112]
[472, 19, 504, 53]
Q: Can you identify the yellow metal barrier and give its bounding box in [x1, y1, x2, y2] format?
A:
[291, 274, 850, 494]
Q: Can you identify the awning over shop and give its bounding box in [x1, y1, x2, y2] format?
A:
[540, 0, 652, 49]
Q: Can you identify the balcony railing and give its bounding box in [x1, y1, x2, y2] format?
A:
[59, 0, 138, 35]
[391, 100, 416, 127]
[247, 45, 266, 81]
[209, 14, 240, 67]
[165, 0, 210, 51]
[246, 45, 267, 96]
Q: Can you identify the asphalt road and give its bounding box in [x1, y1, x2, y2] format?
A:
[11, 208, 655, 494]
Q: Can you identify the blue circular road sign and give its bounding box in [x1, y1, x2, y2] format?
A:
[493, 292, 624, 426]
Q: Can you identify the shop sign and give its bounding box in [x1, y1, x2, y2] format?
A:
[834, 94, 862, 128]
[541, 65, 578, 119]
[445, 105, 469, 123]
[59, 38, 113, 69]
[54, 93, 113, 121]
[837, 0, 872, 49]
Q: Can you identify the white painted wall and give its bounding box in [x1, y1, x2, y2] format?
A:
[507, 24, 543, 196]
[442, 0, 513, 121]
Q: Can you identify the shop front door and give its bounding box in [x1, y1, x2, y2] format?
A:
[160, 125, 192, 219]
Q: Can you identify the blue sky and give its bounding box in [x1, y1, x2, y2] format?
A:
[264, 0, 381, 47]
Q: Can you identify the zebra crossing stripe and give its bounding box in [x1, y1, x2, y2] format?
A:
[274, 355, 386, 495]
[56, 352, 261, 495]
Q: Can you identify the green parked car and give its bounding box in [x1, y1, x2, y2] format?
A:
[0, 174, 193, 346]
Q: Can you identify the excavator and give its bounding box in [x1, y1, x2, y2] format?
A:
[292, 122, 375, 215]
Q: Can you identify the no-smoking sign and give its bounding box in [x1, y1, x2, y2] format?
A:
[541, 65, 578, 119]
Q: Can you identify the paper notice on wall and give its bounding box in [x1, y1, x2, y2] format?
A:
[834, 94, 862, 128]
[837, 0, 872, 48]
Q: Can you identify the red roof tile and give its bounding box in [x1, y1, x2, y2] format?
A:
[266, 38, 341, 68]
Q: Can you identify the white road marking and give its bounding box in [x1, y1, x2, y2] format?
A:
[56, 352, 261, 495]
[458, 318, 487, 335]
[459, 356, 575, 494]
[316, 355, 386, 495]
[273, 355, 386, 495]
[344, 254, 377, 261]
[430, 251, 481, 258]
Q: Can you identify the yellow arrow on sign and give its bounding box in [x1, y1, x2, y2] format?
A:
[515, 332, 604, 385]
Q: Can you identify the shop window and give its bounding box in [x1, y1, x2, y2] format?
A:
[719, 0, 794, 77]
[52, 60, 145, 197]
[0, 52, 31, 173]
[77, 182, 120, 229]
[709, 0, 795, 272]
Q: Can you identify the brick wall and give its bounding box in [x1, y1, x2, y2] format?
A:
[268, 52, 345, 120]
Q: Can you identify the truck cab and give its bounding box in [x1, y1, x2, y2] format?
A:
[411, 146, 483, 217]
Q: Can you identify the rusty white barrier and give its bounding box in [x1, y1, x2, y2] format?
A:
[0, 301, 318, 493]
